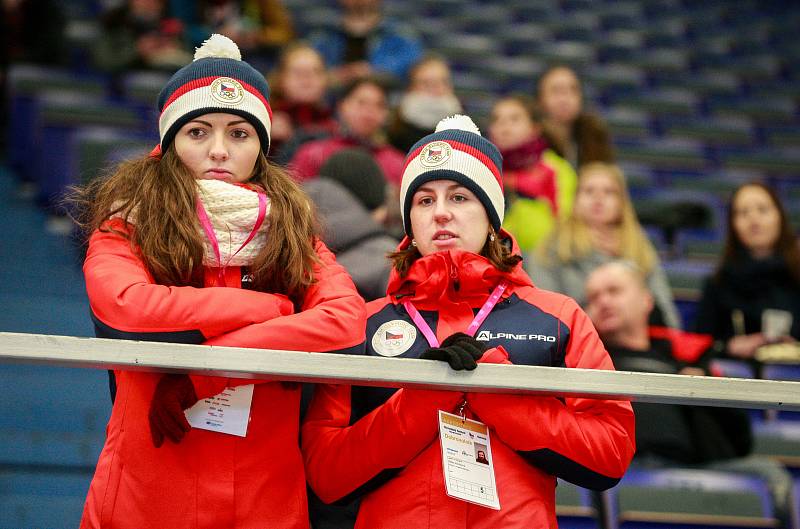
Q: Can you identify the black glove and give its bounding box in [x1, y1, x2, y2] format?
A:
[420, 332, 488, 371]
[148, 374, 199, 448]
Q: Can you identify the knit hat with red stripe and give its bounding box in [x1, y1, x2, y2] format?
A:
[157, 34, 272, 154]
[400, 115, 504, 235]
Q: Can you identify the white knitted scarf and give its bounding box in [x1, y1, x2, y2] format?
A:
[195, 179, 270, 267]
[114, 179, 270, 268]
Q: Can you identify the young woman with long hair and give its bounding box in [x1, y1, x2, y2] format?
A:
[695, 182, 800, 360]
[528, 162, 681, 328]
[73, 34, 365, 528]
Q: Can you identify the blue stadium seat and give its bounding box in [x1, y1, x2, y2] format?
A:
[0, 469, 93, 528]
[752, 420, 800, 472]
[761, 365, 800, 383]
[555, 479, 604, 529]
[709, 359, 756, 379]
[610, 467, 778, 529]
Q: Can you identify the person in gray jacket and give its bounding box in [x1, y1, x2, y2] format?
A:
[526, 162, 680, 328]
[304, 147, 399, 301]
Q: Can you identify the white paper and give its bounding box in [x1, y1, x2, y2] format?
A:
[438, 410, 500, 510]
[762, 309, 793, 341]
[184, 384, 254, 437]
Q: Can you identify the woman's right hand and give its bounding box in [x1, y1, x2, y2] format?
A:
[727, 333, 768, 359]
[270, 293, 296, 318]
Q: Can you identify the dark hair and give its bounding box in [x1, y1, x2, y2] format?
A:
[339, 75, 388, 102]
[388, 233, 522, 277]
[717, 181, 800, 284]
[491, 93, 567, 158]
[536, 64, 582, 98]
[535, 65, 615, 165]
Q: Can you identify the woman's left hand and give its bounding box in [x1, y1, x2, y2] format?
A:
[420, 332, 487, 370]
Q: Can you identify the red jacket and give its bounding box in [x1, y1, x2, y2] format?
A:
[302, 236, 635, 528]
[289, 135, 406, 185]
[80, 219, 366, 529]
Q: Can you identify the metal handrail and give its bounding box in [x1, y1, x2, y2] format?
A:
[2, 332, 798, 410]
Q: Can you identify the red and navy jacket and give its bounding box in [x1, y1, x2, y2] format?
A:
[81, 219, 366, 529]
[302, 234, 635, 529]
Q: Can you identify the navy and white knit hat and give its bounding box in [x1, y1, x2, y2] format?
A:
[400, 115, 504, 235]
[156, 34, 272, 153]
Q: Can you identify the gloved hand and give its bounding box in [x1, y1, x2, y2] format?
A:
[420, 332, 488, 371]
[149, 374, 199, 448]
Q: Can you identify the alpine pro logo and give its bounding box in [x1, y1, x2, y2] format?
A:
[476, 330, 556, 342]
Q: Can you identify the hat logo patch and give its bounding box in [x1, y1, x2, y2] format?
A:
[372, 320, 417, 357]
[210, 77, 245, 104]
[419, 141, 452, 167]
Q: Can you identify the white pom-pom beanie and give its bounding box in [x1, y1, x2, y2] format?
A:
[157, 34, 272, 153]
[399, 114, 505, 235]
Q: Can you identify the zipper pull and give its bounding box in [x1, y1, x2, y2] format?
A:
[448, 256, 460, 291]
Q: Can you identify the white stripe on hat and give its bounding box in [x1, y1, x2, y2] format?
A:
[159, 84, 272, 143]
[401, 148, 505, 225]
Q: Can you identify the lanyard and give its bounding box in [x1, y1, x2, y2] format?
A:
[403, 280, 508, 348]
[195, 191, 268, 286]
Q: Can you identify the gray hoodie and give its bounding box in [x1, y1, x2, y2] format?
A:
[305, 178, 398, 302]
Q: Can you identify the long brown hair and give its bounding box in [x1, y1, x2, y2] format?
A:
[717, 181, 800, 284]
[389, 233, 522, 277]
[536, 64, 615, 166]
[71, 146, 319, 297]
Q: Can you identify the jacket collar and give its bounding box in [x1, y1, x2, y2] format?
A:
[387, 230, 531, 310]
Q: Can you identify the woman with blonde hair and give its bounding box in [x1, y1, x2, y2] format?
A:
[527, 162, 680, 328]
[73, 34, 365, 528]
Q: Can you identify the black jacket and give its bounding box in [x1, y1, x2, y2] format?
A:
[609, 338, 752, 464]
[694, 254, 800, 351]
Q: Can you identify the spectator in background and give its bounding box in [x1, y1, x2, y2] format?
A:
[171, 0, 294, 70]
[694, 182, 800, 363]
[488, 95, 577, 252]
[310, 0, 423, 88]
[268, 42, 338, 162]
[527, 162, 681, 328]
[1, 0, 66, 67]
[289, 76, 405, 185]
[536, 65, 614, 168]
[93, 0, 191, 75]
[304, 148, 398, 301]
[586, 260, 793, 529]
[387, 54, 462, 153]
[1, 0, 67, 153]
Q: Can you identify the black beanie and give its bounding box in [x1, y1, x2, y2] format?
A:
[319, 148, 387, 211]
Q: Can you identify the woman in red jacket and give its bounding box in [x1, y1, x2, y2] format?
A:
[73, 34, 365, 528]
[302, 115, 635, 528]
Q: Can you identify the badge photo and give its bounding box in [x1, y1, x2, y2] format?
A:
[372, 320, 418, 357]
[210, 77, 245, 105]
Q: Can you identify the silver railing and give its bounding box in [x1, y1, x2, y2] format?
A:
[2, 332, 799, 410]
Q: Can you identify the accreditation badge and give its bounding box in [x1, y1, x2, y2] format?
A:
[438, 410, 500, 510]
[185, 384, 254, 437]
